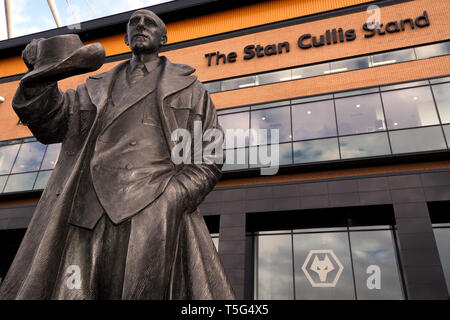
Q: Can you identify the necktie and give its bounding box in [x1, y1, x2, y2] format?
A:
[129, 63, 146, 85]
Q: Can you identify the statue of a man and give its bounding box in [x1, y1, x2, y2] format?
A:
[0, 9, 234, 300]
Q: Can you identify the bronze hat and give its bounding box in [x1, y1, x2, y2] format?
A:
[21, 34, 105, 83]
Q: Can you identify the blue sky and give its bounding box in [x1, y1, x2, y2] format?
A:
[0, 0, 173, 41]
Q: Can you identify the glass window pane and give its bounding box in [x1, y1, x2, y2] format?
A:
[3, 172, 38, 193]
[257, 70, 291, 85]
[293, 138, 340, 164]
[389, 126, 446, 154]
[0, 144, 21, 175]
[340, 132, 391, 159]
[219, 112, 250, 149]
[328, 56, 371, 74]
[350, 230, 404, 300]
[433, 228, 450, 296]
[204, 81, 221, 94]
[256, 234, 294, 300]
[221, 75, 256, 91]
[40, 143, 61, 170]
[222, 148, 248, 171]
[335, 93, 386, 135]
[292, 63, 331, 80]
[0, 175, 7, 193]
[250, 106, 291, 145]
[432, 83, 450, 124]
[33, 170, 53, 190]
[371, 48, 416, 67]
[443, 125, 450, 145]
[382, 87, 440, 130]
[11, 142, 47, 174]
[415, 41, 450, 60]
[293, 232, 355, 300]
[292, 100, 337, 140]
[249, 143, 292, 168]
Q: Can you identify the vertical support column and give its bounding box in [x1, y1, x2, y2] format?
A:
[393, 198, 448, 299]
[47, 0, 62, 27]
[4, 0, 12, 39]
[218, 212, 246, 299]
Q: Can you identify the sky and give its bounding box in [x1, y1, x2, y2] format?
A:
[0, 0, 173, 41]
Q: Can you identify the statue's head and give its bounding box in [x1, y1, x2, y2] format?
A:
[125, 10, 167, 55]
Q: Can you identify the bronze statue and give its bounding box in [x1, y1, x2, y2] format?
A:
[0, 9, 234, 300]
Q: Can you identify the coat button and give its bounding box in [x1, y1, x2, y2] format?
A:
[129, 141, 137, 146]
[126, 164, 133, 170]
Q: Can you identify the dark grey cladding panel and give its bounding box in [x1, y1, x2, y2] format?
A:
[391, 188, 426, 203]
[424, 186, 450, 202]
[388, 175, 423, 190]
[327, 180, 358, 194]
[359, 190, 392, 205]
[271, 185, 299, 198]
[220, 213, 245, 228]
[0, 205, 36, 230]
[329, 192, 360, 207]
[299, 182, 328, 196]
[245, 187, 274, 200]
[357, 177, 389, 192]
[400, 248, 442, 267]
[398, 232, 440, 249]
[421, 171, 450, 187]
[396, 217, 434, 234]
[393, 202, 430, 218]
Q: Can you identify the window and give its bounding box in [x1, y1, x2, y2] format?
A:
[222, 148, 248, 171]
[328, 56, 371, 74]
[291, 63, 331, 80]
[415, 42, 450, 60]
[11, 142, 47, 174]
[40, 143, 61, 170]
[389, 126, 447, 154]
[221, 75, 257, 91]
[257, 70, 291, 85]
[335, 93, 386, 135]
[382, 86, 440, 130]
[255, 233, 294, 300]
[250, 106, 292, 146]
[34, 170, 52, 190]
[432, 83, 450, 124]
[3, 172, 38, 193]
[253, 207, 404, 300]
[292, 100, 337, 140]
[249, 143, 292, 168]
[218, 112, 250, 149]
[0, 175, 7, 193]
[204, 81, 221, 94]
[0, 144, 21, 175]
[339, 132, 391, 159]
[293, 138, 340, 164]
[371, 48, 416, 67]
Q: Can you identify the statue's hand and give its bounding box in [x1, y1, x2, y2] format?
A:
[22, 38, 44, 71]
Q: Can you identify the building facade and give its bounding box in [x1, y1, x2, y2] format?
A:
[0, 0, 449, 300]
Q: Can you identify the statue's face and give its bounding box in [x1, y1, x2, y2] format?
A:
[126, 12, 164, 54]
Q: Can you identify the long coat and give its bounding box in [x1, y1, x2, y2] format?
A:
[0, 57, 235, 299]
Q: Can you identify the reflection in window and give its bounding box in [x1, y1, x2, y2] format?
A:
[350, 230, 404, 300]
[292, 100, 337, 140]
[255, 234, 294, 300]
[211, 233, 219, 251]
[335, 93, 386, 135]
[371, 48, 416, 67]
[432, 83, 450, 124]
[328, 56, 371, 74]
[250, 107, 291, 146]
[293, 138, 340, 164]
[34, 170, 52, 190]
[222, 148, 248, 171]
[0, 144, 21, 175]
[249, 143, 292, 168]
[293, 232, 355, 300]
[11, 142, 47, 174]
[3, 172, 38, 193]
[339, 132, 391, 159]
[415, 42, 450, 60]
[40, 144, 61, 170]
[204, 81, 221, 94]
[257, 70, 291, 85]
[382, 86, 440, 130]
[221, 76, 257, 91]
[291, 63, 331, 80]
[433, 227, 450, 296]
[389, 126, 446, 154]
[218, 112, 250, 149]
[0, 175, 7, 193]
[443, 125, 450, 144]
